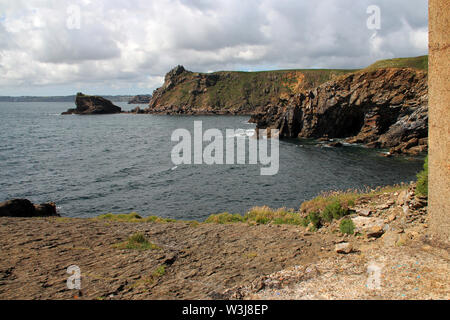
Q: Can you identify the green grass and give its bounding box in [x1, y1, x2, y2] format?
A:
[128, 265, 167, 289]
[204, 212, 246, 224]
[152, 265, 166, 277]
[416, 156, 428, 197]
[113, 232, 160, 251]
[364, 55, 428, 71]
[244, 206, 303, 225]
[204, 206, 303, 226]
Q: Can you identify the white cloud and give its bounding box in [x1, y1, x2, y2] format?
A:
[0, 0, 428, 95]
[410, 28, 428, 50]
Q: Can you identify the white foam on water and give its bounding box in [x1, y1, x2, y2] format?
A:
[226, 129, 256, 138]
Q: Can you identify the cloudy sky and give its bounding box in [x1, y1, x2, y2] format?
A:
[0, 0, 428, 96]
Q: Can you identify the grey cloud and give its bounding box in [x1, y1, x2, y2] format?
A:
[33, 27, 121, 64]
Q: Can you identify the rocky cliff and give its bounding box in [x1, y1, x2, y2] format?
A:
[146, 56, 428, 154]
[145, 65, 355, 115]
[250, 67, 428, 155]
[62, 93, 122, 115]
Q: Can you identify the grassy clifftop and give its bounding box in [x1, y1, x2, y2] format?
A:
[148, 68, 355, 113]
[147, 55, 428, 114]
[364, 55, 428, 71]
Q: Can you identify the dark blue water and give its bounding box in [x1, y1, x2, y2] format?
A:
[0, 102, 424, 220]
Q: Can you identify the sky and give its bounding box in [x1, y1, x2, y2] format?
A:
[0, 0, 428, 96]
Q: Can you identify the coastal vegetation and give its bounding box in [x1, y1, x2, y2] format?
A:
[299, 185, 407, 214]
[152, 265, 166, 277]
[97, 184, 414, 234]
[113, 232, 160, 250]
[363, 55, 428, 71]
[339, 218, 355, 235]
[416, 156, 428, 197]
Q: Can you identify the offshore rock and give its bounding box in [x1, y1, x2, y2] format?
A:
[62, 93, 122, 115]
[0, 199, 59, 217]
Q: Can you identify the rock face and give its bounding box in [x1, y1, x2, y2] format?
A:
[62, 93, 122, 115]
[128, 95, 152, 104]
[145, 65, 353, 115]
[250, 68, 428, 155]
[0, 199, 59, 217]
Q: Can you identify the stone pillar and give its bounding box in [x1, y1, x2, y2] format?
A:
[428, 0, 450, 244]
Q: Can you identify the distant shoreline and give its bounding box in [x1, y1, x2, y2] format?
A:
[0, 95, 136, 103]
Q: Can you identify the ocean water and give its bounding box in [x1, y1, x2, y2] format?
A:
[0, 102, 424, 220]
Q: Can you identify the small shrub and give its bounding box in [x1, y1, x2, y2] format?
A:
[300, 217, 309, 227]
[323, 200, 349, 220]
[114, 232, 160, 250]
[416, 156, 428, 197]
[129, 232, 146, 243]
[245, 206, 274, 224]
[301, 192, 358, 215]
[152, 265, 166, 277]
[320, 208, 334, 223]
[339, 219, 355, 235]
[307, 211, 321, 229]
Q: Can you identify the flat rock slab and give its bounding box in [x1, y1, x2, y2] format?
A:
[0, 217, 332, 300]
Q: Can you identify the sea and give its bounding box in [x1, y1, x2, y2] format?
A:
[0, 102, 424, 220]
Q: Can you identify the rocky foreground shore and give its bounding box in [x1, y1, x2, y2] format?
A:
[0, 184, 448, 300]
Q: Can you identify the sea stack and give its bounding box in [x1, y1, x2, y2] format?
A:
[62, 92, 122, 115]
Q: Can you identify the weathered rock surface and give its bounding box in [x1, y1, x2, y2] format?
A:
[62, 93, 122, 115]
[250, 68, 428, 155]
[0, 199, 59, 217]
[0, 218, 328, 300]
[335, 242, 353, 254]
